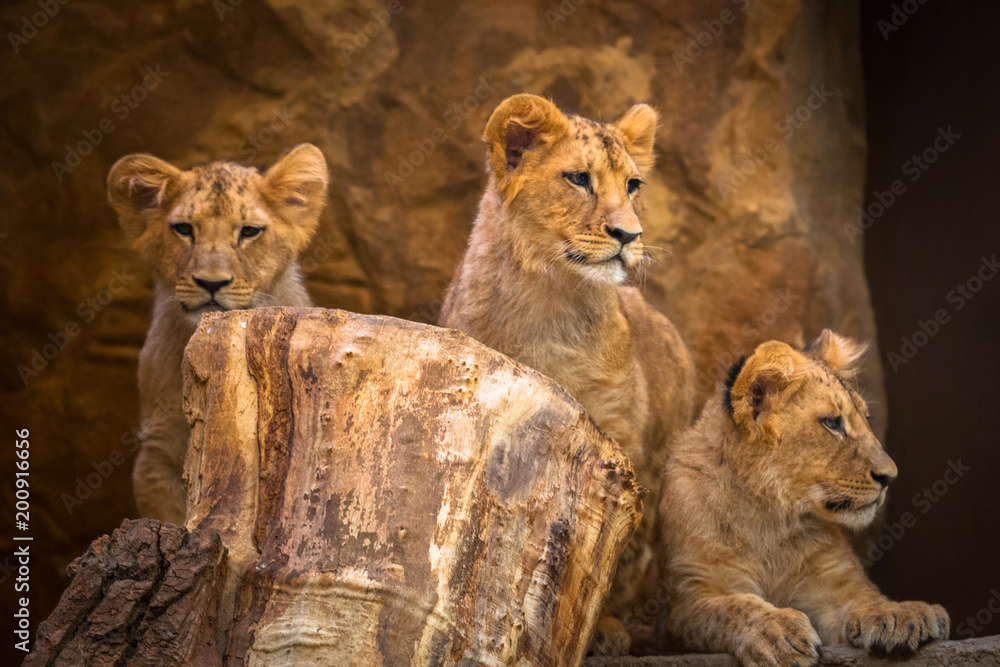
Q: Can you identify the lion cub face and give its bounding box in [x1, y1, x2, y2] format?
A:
[726, 330, 898, 531]
[483, 94, 658, 285]
[108, 145, 328, 321]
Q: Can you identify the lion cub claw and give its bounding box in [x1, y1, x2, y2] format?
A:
[738, 608, 820, 667]
[845, 600, 950, 652]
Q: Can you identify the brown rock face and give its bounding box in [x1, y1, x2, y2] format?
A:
[0, 0, 878, 652]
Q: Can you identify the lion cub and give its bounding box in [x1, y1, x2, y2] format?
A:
[659, 330, 949, 666]
[440, 94, 696, 649]
[107, 144, 329, 524]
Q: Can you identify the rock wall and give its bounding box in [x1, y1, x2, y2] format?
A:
[0, 0, 878, 652]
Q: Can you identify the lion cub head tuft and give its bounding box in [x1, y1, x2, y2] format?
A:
[483, 94, 658, 285]
[107, 144, 328, 320]
[725, 329, 897, 530]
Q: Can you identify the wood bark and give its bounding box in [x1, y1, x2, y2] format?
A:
[27, 307, 643, 666]
[23, 519, 226, 667]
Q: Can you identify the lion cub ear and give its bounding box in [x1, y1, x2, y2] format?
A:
[484, 94, 569, 181]
[804, 329, 868, 378]
[261, 143, 329, 251]
[107, 154, 185, 241]
[615, 103, 658, 173]
[727, 341, 805, 443]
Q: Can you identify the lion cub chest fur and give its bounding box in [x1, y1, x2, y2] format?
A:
[440, 94, 696, 621]
[107, 144, 328, 525]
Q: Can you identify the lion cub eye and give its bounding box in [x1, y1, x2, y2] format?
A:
[240, 226, 264, 240]
[170, 222, 194, 238]
[626, 178, 644, 195]
[819, 415, 845, 436]
[563, 171, 591, 191]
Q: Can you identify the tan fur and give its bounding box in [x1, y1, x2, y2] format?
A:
[659, 330, 949, 666]
[439, 94, 696, 650]
[107, 144, 328, 524]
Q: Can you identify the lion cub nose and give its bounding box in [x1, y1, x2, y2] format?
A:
[870, 469, 897, 489]
[606, 226, 640, 246]
[194, 277, 233, 295]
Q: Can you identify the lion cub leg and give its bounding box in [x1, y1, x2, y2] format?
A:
[669, 591, 821, 667]
[842, 599, 950, 652]
[801, 556, 950, 652]
[132, 435, 186, 525]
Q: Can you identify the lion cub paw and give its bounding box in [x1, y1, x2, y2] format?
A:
[587, 617, 631, 656]
[736, 607, 821, 667]
[845, 600, 950, 652]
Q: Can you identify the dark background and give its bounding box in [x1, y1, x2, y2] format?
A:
[862, 0, 1000, 639]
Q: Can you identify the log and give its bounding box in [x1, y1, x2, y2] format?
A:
[27, 307, 643, 666]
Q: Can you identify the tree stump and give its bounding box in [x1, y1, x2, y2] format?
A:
[28, 308, 643, 666]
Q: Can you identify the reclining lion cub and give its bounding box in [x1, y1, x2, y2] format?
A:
[107, 144, 328, 524]
[659, 330, 949, 666]
[440, 94, 696, 653]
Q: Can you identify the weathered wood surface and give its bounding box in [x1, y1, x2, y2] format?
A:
[584, 635, 1000, 666]
[27, 307, 643, 666]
